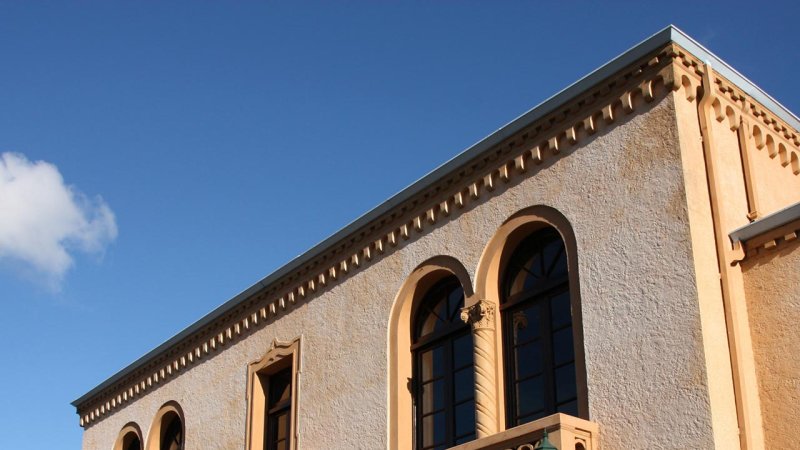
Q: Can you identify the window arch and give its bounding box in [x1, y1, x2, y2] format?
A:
[474, 205, 588, 427]
[412, 276, 476, 448]
[145, 401, 185, 450]
[388, 256, 474, 450]
[114, 423, 143, 450]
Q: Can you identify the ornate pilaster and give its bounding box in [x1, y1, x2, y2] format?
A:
[460, 300, 498, 438]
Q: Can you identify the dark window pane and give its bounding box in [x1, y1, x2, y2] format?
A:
[415, 277, 466, 340]
[269, 370, 292, 406]
[455, 434, 476, 445]
[516, 376, 544, 417]
[552, 326, 575, 366]
[161, 416, 182, 450]
[266, 367, 292, 450]
[512, 305, 540, 344]
[421, 380, 445, 414]
[550, 292, 571, 328]
[557, 399, 579, 416]
[543, 238, 566, 277]
[518, 409, 548, 425]
[522, 254, 543, 293]
[447, 286, 465, 322]
[276, 413, 287, 440]
[454, 401, 476, 437]
[420, 346, 444, 381]
[124, 436, 141, 450]
[418, 298, 446, 337]
[454, 368, 474, 403]
[422, 412, 446, 447]
[552, 248, 568, 278]
[453, 334, 473, 369]
[515, 341, 543, 379]
[555, 363, 577, 403]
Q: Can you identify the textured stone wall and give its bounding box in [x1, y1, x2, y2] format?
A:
[742, 240, 800, 449]
[81, 92, 718, 449]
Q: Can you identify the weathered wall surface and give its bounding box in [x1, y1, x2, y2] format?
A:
[82, 93, 719, 449]
[743, 240, 800, 449]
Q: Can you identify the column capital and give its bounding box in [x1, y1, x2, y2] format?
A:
[460, 299, 496, 330]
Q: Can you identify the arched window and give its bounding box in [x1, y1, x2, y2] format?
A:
[502, 227, 577, 427]
[114, 423, 143, 450]
[159, 411, 183, 450]
[146, 402, 185, 450]
[122, 433, 142, 450]
[412, 276, 476, 449]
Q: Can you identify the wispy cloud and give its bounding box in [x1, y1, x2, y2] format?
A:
[0, 152, 117, 289]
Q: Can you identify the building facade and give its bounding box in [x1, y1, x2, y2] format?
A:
[73, 27, 800, 450]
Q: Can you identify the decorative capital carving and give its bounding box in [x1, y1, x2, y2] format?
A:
[460, 300, 496, 330]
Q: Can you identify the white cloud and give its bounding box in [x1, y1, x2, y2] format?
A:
[0, 152, 117, 287]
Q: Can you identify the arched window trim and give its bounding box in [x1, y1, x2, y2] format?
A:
[145, 401, 185, 450]
[114, 422, 143, 450]
[388, 256, 474, 450]
[474, 205, 588, 425]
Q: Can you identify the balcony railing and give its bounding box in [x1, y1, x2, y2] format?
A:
[448, 413, 599, 450]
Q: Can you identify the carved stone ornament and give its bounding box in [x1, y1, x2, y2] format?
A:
[460, 300, 496, 330]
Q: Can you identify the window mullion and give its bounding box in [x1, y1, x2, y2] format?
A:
[542, 299, 556, 415]
[445, 337, 455, 446]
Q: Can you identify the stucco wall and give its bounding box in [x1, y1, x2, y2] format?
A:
[742, 240, 800, 449]
[81, 92, 718, 449]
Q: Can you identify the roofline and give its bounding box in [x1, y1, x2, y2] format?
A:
[72, 25, 800, 408]
[730, 202, 800, 244]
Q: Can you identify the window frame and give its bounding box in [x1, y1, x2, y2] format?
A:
[245, 337, 301, 450]
[411, 276, 476, 449]
[264, 367, 293, 450]
[473, 207, 589, 426]
[389, 257, 476, 450]
[500, 228, 578, 428]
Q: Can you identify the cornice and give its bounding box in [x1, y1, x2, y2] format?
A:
[665, 42, 800, 181]
[707, 67, 800, 178]
[74, 43, 681, 428]
[731, 202, 800, 260]
[741, 222, 799, 258]
[75, 27, 800, 428]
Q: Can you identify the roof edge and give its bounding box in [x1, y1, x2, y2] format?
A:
[73, 25, 800, 409]
[730, 202, 800, 244]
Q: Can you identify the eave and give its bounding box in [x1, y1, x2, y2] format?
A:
[730, 202, 800, 258]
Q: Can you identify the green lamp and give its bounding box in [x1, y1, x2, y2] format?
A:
[534, 429, 557, 450]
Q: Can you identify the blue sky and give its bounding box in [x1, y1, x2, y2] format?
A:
[0, 2, 797, 448]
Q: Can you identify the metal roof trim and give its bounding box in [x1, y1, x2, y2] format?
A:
[730, 202, 800, 244]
